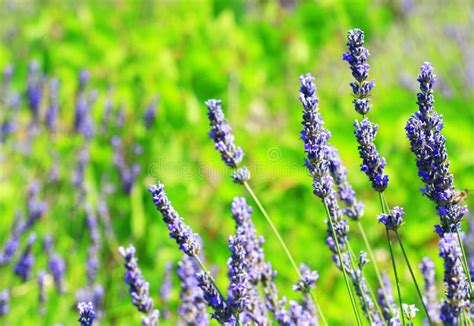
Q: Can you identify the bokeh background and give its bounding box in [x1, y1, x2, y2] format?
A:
[1, 0, 473, 324]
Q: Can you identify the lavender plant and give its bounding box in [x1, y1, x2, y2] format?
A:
[44, 235, 66, 293]
[298, 72, 381, 325]
[118, 245, 160, 326]
[204, 99, 326, 323]
[343, 28, 431, 323]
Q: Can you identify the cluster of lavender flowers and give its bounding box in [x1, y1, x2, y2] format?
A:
[2, 26, 473, 326]
[405, 62, 468, 234]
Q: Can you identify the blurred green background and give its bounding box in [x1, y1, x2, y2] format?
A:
[1, 0, 473, 324]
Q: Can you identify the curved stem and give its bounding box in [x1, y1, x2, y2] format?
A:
[243, 181, 328, 325]
[357, 221, 394, 318]
[323, 202, 362, 325]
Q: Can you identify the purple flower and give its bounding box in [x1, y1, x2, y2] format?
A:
[439, 233, 471, 322]
[227, 228, 250, 315]
[197, 271, 232, 323]
[38, 271, 46, 315]
[44, 236, 66, 293]
[353, 118, 389, 192]
[118, 244, 159, 325]
[405, 63, 467, 233]
[74, 70, 95, 139]
[419, 257, 440, 324]
[0, 289, 9, 317]
[378, 206, 405, 230]
[377, 272, 398, 322]
[159, 262, 173, 320]
[77, 301, 95, 326]
[299, 73, 333, 199]
[45, 78, 60, 132]
[144, 96, 159, 129]
[325, 144, 364, 221]
[343, 29, 375, 116]
[260, 262, 279, 317]
[177, 254, 209, 325]
[148, 182, 201, 257]
[230, 197, 267, 324]
[26, 61, 43, 124]
[14, 233, 36, 282]
[85, 207, 100, 286]
[343, 29, 389, 193]
[292, 264, 319, 293]
[204, 99, 249, 182]
[111, 136, 140, 195]
[0, 213, 23, 266]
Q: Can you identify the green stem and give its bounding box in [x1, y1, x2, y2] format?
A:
[243, 181, 328, 326]
[357, 221, 394, 318]
[323, 202, 362, 325]
[378, 192, 405, 325]
[346, 241, 381, 323]
[394, 230, 433, 325]
[455, 228, 474, 293]
[385, 228, 406, 325]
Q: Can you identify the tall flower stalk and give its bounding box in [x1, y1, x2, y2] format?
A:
[299, 73, 387, 325]
[343, 28, 431, 323]
[148, 181, 235, 323]
[204, 99, 327, 325]
[406, 62, 472, 292]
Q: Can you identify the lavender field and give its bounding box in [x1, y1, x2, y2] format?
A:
[0, 0, 473, 325]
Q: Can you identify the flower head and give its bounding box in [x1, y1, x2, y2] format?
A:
[77, 301, 95, 326]
[439, 233, 471, 322]
[378, 206, 405, 230]
[14, 233, 36, 281]
[148, 182, 201, 257]
[205, 99, 245, 169]
[118, 245, 155, 314]
[406, 63, 467, 233]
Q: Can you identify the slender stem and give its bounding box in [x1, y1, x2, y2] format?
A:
[346, 241, 381, 323]
[242, 181, 328, 325]
[357, 221, 394, 317]
[378, 192, 405, 325]
[385, 228, 406, 325]
[455, 228, 474, 293]
[323, 202, 362, 325]
[393, 230, 433, 325]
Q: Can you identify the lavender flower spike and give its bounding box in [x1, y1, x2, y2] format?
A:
[46, 78, 60, 132]
[439, 233, 471, 323]
[0, 289, 9, 317]
[299, 73, 333, 199]
[177, 255, 209, 325]
[148, 182, 201, 257]
[77, 301, 95, 326]
[227, 227, 250, 316]
[204, 99, 250, 184]
[197, 271, 232, 323]
[419, 258, 440, 324]
[159, 262, 173, 320]
[343, 29, 389, 193]
[14, 233, 36, 282]
[406, 62, 467, 233]
[343, 29, 375, 116]
[44, 236, 66, 293]
[378, 206, 405, 230]
[119, 245, 160, 325]
[26, 61, 43, 123]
